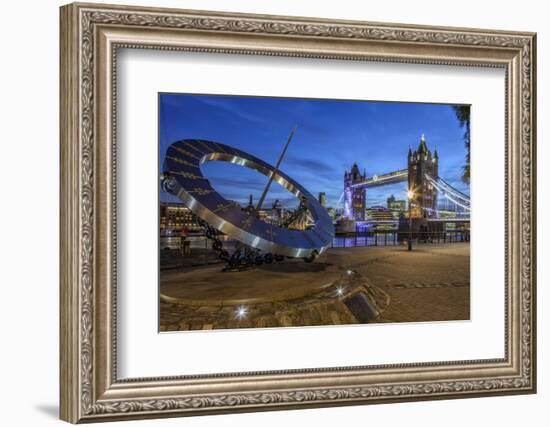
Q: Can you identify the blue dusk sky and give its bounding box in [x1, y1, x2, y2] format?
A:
[159, 93, 470, 210]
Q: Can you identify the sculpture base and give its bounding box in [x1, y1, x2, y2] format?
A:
[160, 257, 389, 330]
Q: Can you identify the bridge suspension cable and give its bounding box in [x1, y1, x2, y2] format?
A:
[426, 174, 470, 202]
[424, 174, 470, 211]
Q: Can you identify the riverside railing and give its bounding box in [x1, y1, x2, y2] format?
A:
[331, 230, 470, 248]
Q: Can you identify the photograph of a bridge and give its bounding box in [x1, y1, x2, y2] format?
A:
[158, 93, 471, 331]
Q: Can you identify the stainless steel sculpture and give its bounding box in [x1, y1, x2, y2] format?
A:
[161, 139, 335, 262]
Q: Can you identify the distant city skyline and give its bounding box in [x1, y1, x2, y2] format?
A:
[159, 93, 470, 210]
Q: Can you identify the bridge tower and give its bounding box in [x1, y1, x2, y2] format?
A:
[344, 163, 366, 220]
[408, 134, 439, 218]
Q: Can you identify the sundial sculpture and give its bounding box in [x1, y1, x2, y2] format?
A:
[161, 128, 335, 270]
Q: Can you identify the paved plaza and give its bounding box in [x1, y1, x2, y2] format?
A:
[159, 242, 470, 331]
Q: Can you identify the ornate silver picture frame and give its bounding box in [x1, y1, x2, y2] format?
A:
[60, 2, 536, 423]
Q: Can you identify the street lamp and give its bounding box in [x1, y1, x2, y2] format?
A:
[407, 189, 414, 251]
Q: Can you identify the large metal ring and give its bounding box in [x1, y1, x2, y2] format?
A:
[162, 139, 334, 258]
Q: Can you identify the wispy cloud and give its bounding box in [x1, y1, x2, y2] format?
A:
[194, 96, 267, 125]
[283, 156, 338, 174]
[207, 176, 265, 191]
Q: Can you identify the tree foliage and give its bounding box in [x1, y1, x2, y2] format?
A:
[452, 105, 470, 184]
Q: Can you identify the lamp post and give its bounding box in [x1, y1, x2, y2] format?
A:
[407, 190, 414, 251]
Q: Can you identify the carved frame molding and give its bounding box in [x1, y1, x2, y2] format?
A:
[60, 2, 536, 423]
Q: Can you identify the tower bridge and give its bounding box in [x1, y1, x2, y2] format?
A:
[343, 134, 470, 221]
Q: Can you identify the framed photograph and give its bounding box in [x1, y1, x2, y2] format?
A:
[158, 94, 472, 330]
[60, 2, 536, 423]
